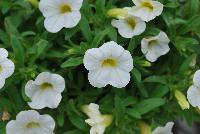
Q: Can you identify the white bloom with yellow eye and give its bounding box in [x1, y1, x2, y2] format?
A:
[6, 110, 55, 134]
[83, 41, 133, 88]
[152, 122, 174, 134]
[111, 8, 146, 38]
[141, 31, 170, 62]
[0, 48, 15, 89]
[130, 0, 164, 22]
[25, 72, 65, 109]
[82, 103, 113, 134]
[187, 70, 200, 108]
[39, 0, 83, 33]
[110, 7, 146, 38]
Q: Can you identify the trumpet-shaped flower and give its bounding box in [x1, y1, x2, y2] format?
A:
[6, 110, 55, 134]
[110, 7, 146, 38]
[187, 70, 200, 108]
[39, 0, 83, 33]
[152, 122, 174, 134]
[141, 31, 170, 62]
[0, 48, 15, 89]
[25, 72, 65, 109]
[82, 103, 113, 134]
[83, 41, 133, 88]
[130, 0, 164, 22]
[111, 8, 146, 38]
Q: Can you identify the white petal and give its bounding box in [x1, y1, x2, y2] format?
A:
[187, 85, 200, 108]
[158, 31, 170, 44]
[6, 120, 26, 134]
[16, 110, 40, 124]
[83, 103, 101, 118]
[0, 48, 8, 60]
[28, 90, 62, 109]
[133, 17, 146, 35]
[50, 73, 65, 92]
[99, 41, 124, 58]
[63, 0, 83, 10]
[111, 19, 136, 38]
[193, 70, 200, 87]
[83, 48, 104, 71]
[39, 0, 60, 18]
[90, 125, 105, 134]
[118, 50, 133, 72]
[132, 0, 141, 5]
[152, 1, 164, 17]
[0, 58, 15, 79]
[35, 72, 51, 85]
[39, 115, 55, 133]
[152, 122, 174, 134]
[44, 14, 65, 33]
[25, 80, 39, 98]
[0, 77, 5, 89]
[130, 6, 151, 22]
[109, 68, 131, 88]
[63, 11, 81, 28]
[88, 68, 113, 88]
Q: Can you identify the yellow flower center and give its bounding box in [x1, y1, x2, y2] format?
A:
[126, 18, 136, 29]
[102, 58, 117, 68]
[148, 40, 158, 47]
[59, 4, 71, 14]
[0, 66, 3, 73]
[26, 122, 40, 129]
[141, 2, 154, 11]
[40, 82, 53, 90]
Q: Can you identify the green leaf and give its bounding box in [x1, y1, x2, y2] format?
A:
[63, 130, 83, 134]
[10, 35, 24, 66]
[126, 108, 141, 119]
[134, 98, 166, 115]
[178, 15, 200, 34]
[57, 112, 65, 127]
[143, 76, 168, 85]
[68, 112, 87, 131]
[61, 57, 83, 68]
[131, 68, 141, 82]
[79, 15, 93, 42]
[91, 29, 108, 48]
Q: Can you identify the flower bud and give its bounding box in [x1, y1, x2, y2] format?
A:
[175, 90, 190, 110]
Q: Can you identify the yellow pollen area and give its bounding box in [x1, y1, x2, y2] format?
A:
[148, 40, 158, 47]
[0, 66, 3, 73]
[59, 4, 71, 14]
[141, 2, 154, 10]
[126, 18, 136, 29]
[102, 59, 117, 68]
[40, 82, 53, 90]
[26, 122, 40, 129]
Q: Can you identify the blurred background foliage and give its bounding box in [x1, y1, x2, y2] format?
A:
[0, 0, 200, 133]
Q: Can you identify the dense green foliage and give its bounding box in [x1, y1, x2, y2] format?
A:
[0, 0, 200, 133]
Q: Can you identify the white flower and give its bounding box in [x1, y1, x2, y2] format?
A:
[187, 70, 200, 108]
[6, 110, 55, 134]
[82, 103, 113, 134]
[130, 0, 164, 22]
[0, 48, 15, 89]
[152, 122, 174, 134]
[25, 72, 65, 109]
[83, 41, 133, 88]
[141, 31, 170, 62]
[39, 0, 83, 33]
[111, 8, 146, 38]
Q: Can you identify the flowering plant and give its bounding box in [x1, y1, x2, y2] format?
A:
[0, 0, 200, 134]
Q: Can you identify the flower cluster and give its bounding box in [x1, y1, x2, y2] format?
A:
[3, 0, 199, 133]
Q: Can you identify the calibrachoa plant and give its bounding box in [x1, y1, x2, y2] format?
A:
[0, 0, 200, 134]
